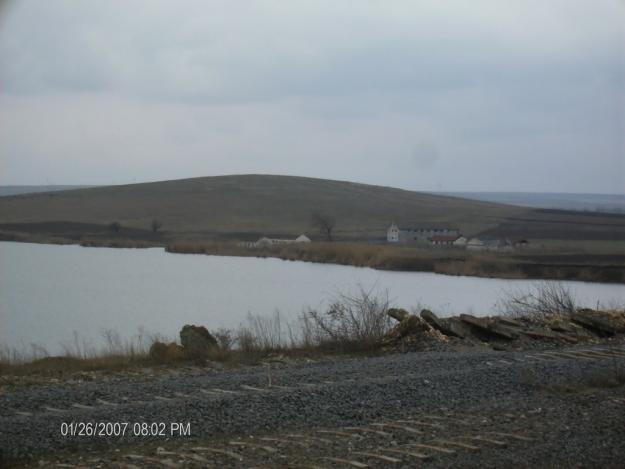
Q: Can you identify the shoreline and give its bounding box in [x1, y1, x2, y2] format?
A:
[3, 307, 624, 378]
[2, 232, 624, 284]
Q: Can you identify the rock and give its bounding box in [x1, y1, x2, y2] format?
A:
[387, 308, 410, 322]
[180, 325, 218, 359]
[396, 315, 428, 338]
[149, 342, 168, 361]
[548, 320, 577, 333]
[570, 309, 624, 336]
[520, 329, 577, 343]
[420, 309, 464, 338]
[459, 314, 516, 340]
[446, 318, 474, 339]
[385, 313, 450, 349]
[384, 306, 623, 353]
[149, 342, 184, 363]
[165, 342, 185, 360]
[497, 317, 523, 328]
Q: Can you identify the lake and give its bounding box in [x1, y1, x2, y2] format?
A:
[1, 241, 623, 354]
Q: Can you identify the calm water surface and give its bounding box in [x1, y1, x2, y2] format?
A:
[1, 242, 623, 353]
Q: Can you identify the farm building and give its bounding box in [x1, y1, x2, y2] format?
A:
[387, 222, 400, 242]
[255, 237, 273, 247]
[466, 238, 486, 251]
[429, 235, 461, 246]
[467, 238, 514, 252]
[453, 236, 468, 247]
[387, 222, 461, 244]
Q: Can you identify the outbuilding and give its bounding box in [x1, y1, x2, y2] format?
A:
[295, 234, 311, 243]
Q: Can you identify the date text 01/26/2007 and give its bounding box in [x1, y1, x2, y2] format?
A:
[60, 421, 191, 437]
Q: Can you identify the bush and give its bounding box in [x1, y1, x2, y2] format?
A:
[149, 341, 184, 363]
[303, 286, 391, 347]
[498, 282, 576, 320]
[213, 328, 236, 352]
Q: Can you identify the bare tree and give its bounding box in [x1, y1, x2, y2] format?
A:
[311, 211, 336, 241]
[109, 221, 121, 233]
[151, 219, 163, 233]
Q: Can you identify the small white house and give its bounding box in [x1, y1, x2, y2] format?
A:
[253, 234, 311, 247]
[255, 237, 273, 247]
[387, 222, 400, 243]
[453, 236, 467, 247]
[486, 239, 514, 252]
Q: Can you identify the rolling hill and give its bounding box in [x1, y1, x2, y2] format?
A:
[0, 185, 94, 197]
[0, 174, 624, 241]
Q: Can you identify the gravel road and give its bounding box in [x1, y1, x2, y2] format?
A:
[2, 343, 625, 468]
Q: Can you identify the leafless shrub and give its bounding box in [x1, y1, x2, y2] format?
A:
[497, 282, 577, 320]
[101, 328, 123, 355]
[303, 286, 391, 346]
[236, 327, 257, 354]
[213, 328, 236, 351]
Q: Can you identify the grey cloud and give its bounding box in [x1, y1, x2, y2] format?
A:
[0, 0, 623, 193]
[412, 141, 440, 171]
[2, 1, 622, 102]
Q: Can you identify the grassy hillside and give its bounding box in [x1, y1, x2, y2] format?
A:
[0, 174, 528, 239]
[1, 174, 624, 242]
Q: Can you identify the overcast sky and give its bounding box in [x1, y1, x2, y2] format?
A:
[0, 1, 623, 193]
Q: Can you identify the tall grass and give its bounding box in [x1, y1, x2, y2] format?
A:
[236, 311, 290, 353]
[166, 240, 624, 283]
[1, 288, 394, 374]
[0, 327, 168, 374]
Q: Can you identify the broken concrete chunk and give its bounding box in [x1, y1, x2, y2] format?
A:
[387, 308, 410, 322]
[421, 309, 464, 338]
[459, 315, 516, 340]
[571, 309, 621, 336]
[396, 315, 428, 338]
